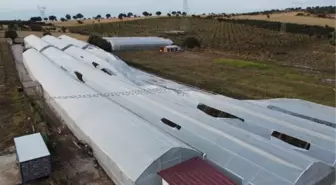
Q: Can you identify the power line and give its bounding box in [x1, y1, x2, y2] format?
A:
[37, 5, 47, 20]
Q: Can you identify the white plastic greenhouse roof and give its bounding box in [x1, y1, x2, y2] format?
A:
[246, 98, 336, 128]
[23, 35, 336, 185]
[57, 35, 120, 60]
[58, 35, 90, 49]
[41, 35, 73, 50]
[41, 35, 135, 84]
[24, 35, 52, 52]
[103, 36, 173, 51]
[22, 48, 200, 185]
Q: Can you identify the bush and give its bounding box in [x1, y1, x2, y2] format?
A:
[329, 39, 335, 46]
[43, 32, 51, 36]
[4, 30, 18, 43]
[30, 24, 42, 31]
[183, 37, 201, 49]
[88, 35, 112, 52]
[77, 20, 84, 24]
[296, 13, 304, 16]
[61, 26, 66, 32]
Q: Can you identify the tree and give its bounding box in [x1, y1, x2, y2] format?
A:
[118, 13, 124, 19]
[167, 13, 171, 17]
[60, 18, 66, 22]
[76, 13, 84, 19]
[149, 13, 152, 16]
[66, 14, 71, 20]
[5, 30, 18, 43]
[30, 16, 42, 22]
[143, 11, 149, 16]
[177, 11, 181, 14]
[183, 37, 201, 49]
[61, 26, 66, 32]
[44, 18, 48, 21]
[30, 24, 42, 31]
[96, 14, 102, 19]
[156, 11, 162, 16]
[182, 12, 187, 16]
[106, 14, 111, 19]
[49, 15, 57, 21]
[43, 32, 51, 36]
[88, 35, 112, 52]
[127, 12, 133, 17]
[172, 11, 177, 15]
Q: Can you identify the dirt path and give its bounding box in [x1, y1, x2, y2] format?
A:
[6, 42, 114, 185]
[0, 147, 20, 185]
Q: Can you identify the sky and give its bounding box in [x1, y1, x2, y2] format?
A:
[0, 0, 334, 20]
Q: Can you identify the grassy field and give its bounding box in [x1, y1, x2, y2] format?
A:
[118, 50, 335, 106]
[232, 12, 336, 27]
[0, 38, 34, 150]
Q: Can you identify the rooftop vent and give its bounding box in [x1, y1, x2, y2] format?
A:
[271, 131, 311, 150]
[161, 118, 181, 130]
[197, 104, 244, 122]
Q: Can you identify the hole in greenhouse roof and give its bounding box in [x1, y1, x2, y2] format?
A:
[197, 104, 244, 122]
[271, 131, 310, 150]
[92, 62, 99, 68]
[161, 118, 181, 130]
[74, 71, 85, 83]
[101, 68, 115, 76]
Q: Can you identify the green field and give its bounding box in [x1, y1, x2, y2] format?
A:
[71, 17, 335, 106]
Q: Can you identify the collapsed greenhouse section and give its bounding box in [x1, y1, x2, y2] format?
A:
[22, 34, 336, 185]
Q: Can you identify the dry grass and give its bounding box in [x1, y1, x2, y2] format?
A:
[49, 17, 152, 27]
[233, 12, 336, 27]
[17, 31, 88, 41]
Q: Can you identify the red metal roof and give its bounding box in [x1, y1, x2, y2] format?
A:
[158, 157, 237, 185]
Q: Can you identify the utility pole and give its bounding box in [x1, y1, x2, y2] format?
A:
[181, 0, 190, 31]
[37, 6, 47, 20]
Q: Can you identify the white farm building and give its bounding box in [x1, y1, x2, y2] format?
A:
[22, 35, 336, 185]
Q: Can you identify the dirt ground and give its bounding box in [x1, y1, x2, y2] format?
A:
[0, 36, 114, 185]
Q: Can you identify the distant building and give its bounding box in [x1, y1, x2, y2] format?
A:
[160, 45, 184, 53]
[103, 37, 173, 51]
[14, 133, 51, 183]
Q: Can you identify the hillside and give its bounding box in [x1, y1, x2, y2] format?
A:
[232, 12, 336, 28]
[71, 17, 335, 72]
[70, 17, 335, 106]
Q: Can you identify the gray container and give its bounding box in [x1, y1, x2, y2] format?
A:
[14, 133, 51, 183]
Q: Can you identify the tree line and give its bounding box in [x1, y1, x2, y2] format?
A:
[28, 10, 187, 23]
